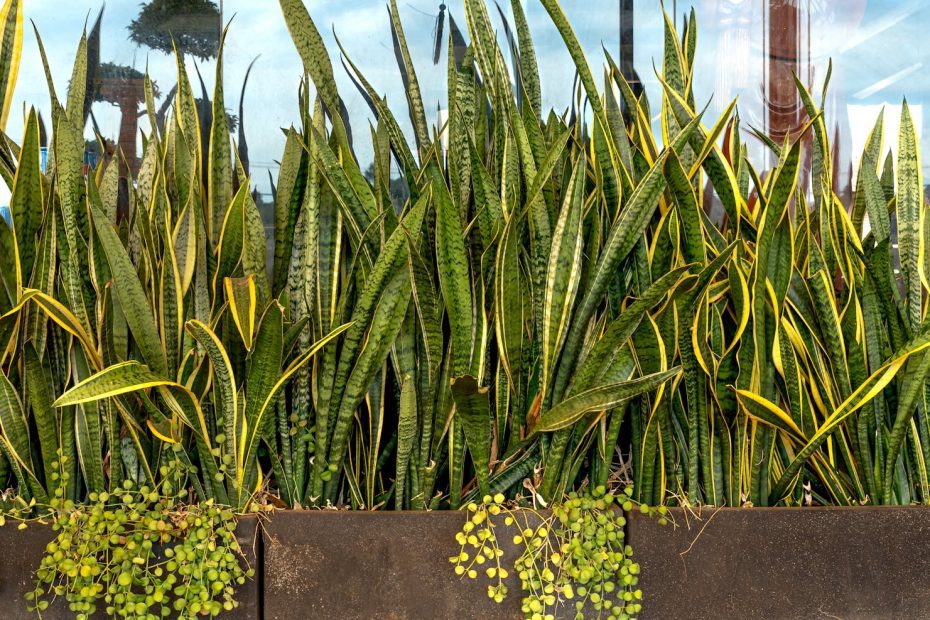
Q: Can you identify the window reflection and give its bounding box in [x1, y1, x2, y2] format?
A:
[8, 1, 930, 217]
[12, 1, 621, 194]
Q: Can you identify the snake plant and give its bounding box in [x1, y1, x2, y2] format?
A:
[0, 0, 924, 513]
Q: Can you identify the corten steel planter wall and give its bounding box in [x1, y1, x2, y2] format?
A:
[630, 506, 930, 619]
[261, 511, 527, 619]
[264, 507, 930, 620]
[0, 515, 261, 619]
[1, 521, 59, 619]
[3, 508, 930, 618]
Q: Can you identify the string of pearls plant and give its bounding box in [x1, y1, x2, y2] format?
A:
[25, 455, 255, 619]
[451, 485, 668, 619]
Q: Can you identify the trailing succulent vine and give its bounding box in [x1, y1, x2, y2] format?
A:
[29, 491, 253, 619]
[452, 487, 667, 619]
[24, 456, 256, 619]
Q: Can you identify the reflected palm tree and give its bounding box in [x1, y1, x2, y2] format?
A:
[128, 0, 221, 61]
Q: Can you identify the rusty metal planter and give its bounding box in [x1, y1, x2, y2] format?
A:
[630, 506, 930, 619]
[0, 514, 261, 619]
[3, 507, 930, 619]
[264, 507, 930, 620]
[261, 510, 524, 620]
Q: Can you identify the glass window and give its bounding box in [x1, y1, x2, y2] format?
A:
[631, 0, 930, 198]
[10, 1, 930, 208]
[9, 1, 621, 196]
[16, 1, 295, 204]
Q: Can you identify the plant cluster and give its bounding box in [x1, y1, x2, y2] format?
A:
[0, 0, 919, 615]
[450, 493, 510, 598]
[0, 0, 688, 516]
[452, 486, 660, 619]
[0, 0, 920, 560]
[28, 475, 253, 619]
[260, 0, 930, 510]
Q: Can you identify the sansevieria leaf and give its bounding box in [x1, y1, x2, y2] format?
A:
[225, 276, 257, 350]
[395, 374, 417, 509]
[90, 202, 167, 376]
[899, 100, 923, 329]
[433, 166, 474, 376]
[541, 155, 586, 398]
[10, 107, 41, 277]
[279, 0, 346, 129]
[54, 362, 173, 408]
[450, 375, 492, 496]
[187, 320, 239, 469]
[208, 24, 234, 244]
[0, 0, 22, 131]
[535, 368, 681, 433]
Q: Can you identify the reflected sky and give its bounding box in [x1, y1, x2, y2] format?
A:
[8, 0, 930, 197]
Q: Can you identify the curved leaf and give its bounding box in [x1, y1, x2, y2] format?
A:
[54, 361, 172, 408]
[535, 368, 680, 434]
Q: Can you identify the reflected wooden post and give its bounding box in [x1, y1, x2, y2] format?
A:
[767, 0, 801, 144]
[619, 0, 642, 121]
[97, 75, 144, 222]
[97, 77, 143, 177]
